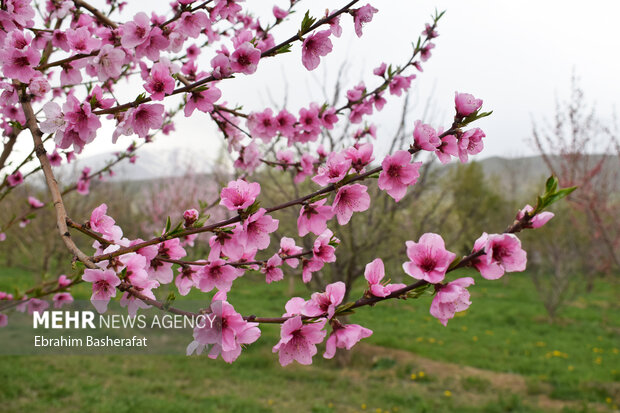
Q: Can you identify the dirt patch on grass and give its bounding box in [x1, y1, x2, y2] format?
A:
[355, 343, 612, 412]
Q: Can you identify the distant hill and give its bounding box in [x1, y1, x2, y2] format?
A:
[66, 151, 618, 196]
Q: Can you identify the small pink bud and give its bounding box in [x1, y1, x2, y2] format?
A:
[183, 208, 199, 227]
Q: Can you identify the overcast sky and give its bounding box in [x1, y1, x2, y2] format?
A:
[31, 0, 620, 165]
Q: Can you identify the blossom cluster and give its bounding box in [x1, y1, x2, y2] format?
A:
[0, 1, 560, 368]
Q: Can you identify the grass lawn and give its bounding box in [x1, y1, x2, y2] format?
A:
[0, 267, 618, 412]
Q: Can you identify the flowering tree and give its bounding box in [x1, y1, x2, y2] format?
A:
[0, 0, 574, 364]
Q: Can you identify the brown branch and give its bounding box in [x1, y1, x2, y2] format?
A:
[17, 85, 98, 270]
[74, 0, 118, 29]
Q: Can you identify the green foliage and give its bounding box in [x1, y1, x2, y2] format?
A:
[0, 269, 617, 412]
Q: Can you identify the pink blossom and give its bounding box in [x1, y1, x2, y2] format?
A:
[210, 51, 232, 79]
[298, 199, 334, 236]
[313, 229, 338, 263]
[178, 11, 209, 38]
[40, 102, 65, 135]
[27, 196, 44, 208]
[301, 30, 333, 71]
[240, 208, 279, 250]
[325, 10, 342, 37]
[472, 233, 527, 280]
[208, 230, 245, 262]
[324, 322, 373, 359]
[517, 204, 554, 228]
[175, 265, 200, 296]
[262, 254, 283, 283]
[320, 106, 339, 130]
[272, 316, 327, 366]
[364, 258, 406, 298]
[413, 120, 440, 151]
[403, 233, 456, 284]
[47, 151, 62, 166]
[247, 108, 278, 142]
[82, 268, 121, 313]
[146, 239, 187, 284]
[458, 128, 485, 162]
[279, 237, 303, 268]
[6, 0, 35, 26]
[303, 281, 346, 319]
[353, 4, 379, 37]
[312, 152, 351, 186]
[378, 150, 422, 202]
[332, 184, 371, 225]
[295, 153, 317, 183]
[0, 32, 40, 83]
[275, 149, 295, 170]
[435, 134, 459, 164]
[283, 297, 306, 317]
[230, 42, 261, 74]
[184, 86, 221, 116]
[27, 298, 49, 315]
[130, 103, 165, 138]
[120, 275, 159, 316]
[430, 277, 475, 326]
[420, 42, 435, 62]
[53, 292, 74, 309]
[373, 62, 387, 77]
[60, 95, 101, 152]
[28, 76, 50, 96]
[234, 141, 261, 172]
[275, 109, 297, 138]
[0, 314, 6, 327]
[301, 257, 324, 283]
[197, 259, 241, 292]
[136, 26, 170, 61]
[93, 44, 125, 81]
[389, 74, 415, 97]
[87, 85, 114, 110]
[0, 233, 5, 242]
[144, 62, 175, 101]
[273, 6, 288, 19]
[58, 275, 71, 287]
[220, 179, 260, 211]
[455, 92, 483, 117]
[344, 142, 374, 172]
[90, 204, 116, 238]
[298, 105, 321, 134]
[7, 171, 23, 187]
[187, 300, 260, 363]
[120, 12, 151, 48]
[66, 27, 100, 53]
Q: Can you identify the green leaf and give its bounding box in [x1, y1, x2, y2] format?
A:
[163, 216, 171, 235]
[9, 120, 23, 131]
[545, 175, 559, 194]
[335, 302, 355, 314]
[306, 193, 330, 204]
[300, 10, 316, 32]
[406, 283, 432, 299]
[543, 186, 577, 208]
[193, 214, 210, 228]
[244, 200, 261, 216]
[167, 220, 185, 237]
[275, 44, 292, 55]
[447, 256, 462, 271]
[162, 292, 176, 310]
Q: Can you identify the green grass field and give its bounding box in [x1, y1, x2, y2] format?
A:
[0, 267, 618, 412]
